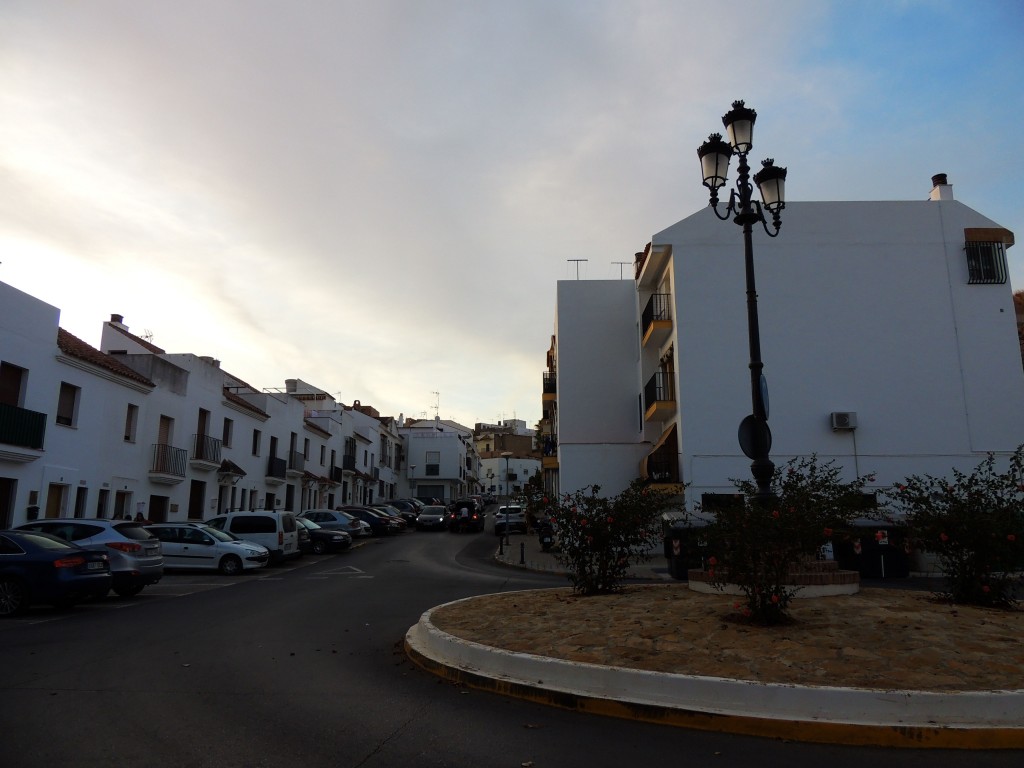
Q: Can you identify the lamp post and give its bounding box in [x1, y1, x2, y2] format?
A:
[697, 101, 787, 504]
[500, 452, 513, 546]
[409, 465, 416, 500]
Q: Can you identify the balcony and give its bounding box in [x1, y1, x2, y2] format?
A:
[329, 465, 343, 483]
[150, 444, 187, 485]
[0, 402, 46, 462]
[287, 450, 305, 477]
[265, 455, 287, 486]
[542, 371, 556, 400]
[644, 371, 677, 422]
[190, 433, 222, 471]
[641, 293, 673, 348]
[640, 424, 682, 491]
[342, 454, 357, 472]
[635, 243, 672, 290]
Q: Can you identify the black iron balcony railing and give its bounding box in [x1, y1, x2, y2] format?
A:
[191, 433, 222, 463]
[642, 293, 672, 334]
[288, 450, 305, 473]
[644, 371, 676, 411]
[342, 454, 357, 471]
[266, 455, 287, 480]
[0, 402, 47, 450]
[646, 452, 679, 483]
[330, 465, 343, 483]
[542, 371, 557, 394]
[151, 444, 187, 477]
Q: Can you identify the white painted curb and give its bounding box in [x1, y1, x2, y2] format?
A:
[407, 595, 1024, 729]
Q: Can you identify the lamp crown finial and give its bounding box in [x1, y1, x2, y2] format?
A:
[762, 158, 775, 167]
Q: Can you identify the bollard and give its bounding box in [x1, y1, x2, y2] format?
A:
[499, 536, 504, 556]
[520, 541, 525, 565]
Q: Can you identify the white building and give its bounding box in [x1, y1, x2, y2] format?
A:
[400, 418, 480, 503]
[554, 175, 1023, 506]
[0, 285, 420, 526]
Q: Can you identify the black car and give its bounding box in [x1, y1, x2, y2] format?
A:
[295, 517, 352, 554]
[448, 500, 484, 533]
[342, 506, 399, 536]
[385, 500, 420, 524]
[0, 530, 112, 616]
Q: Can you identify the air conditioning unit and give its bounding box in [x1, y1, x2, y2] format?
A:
[830, 412, 857, 431]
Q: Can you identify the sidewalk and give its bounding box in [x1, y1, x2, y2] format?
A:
[490, 531, 670, 580]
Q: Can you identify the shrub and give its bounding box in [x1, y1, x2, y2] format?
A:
[885, 449, 1024, 607]
[702, 456, 875, 625]
[552, 480, 682, 595]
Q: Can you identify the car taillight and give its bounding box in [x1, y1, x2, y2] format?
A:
[106, 541, 142, 553]
[53, 556, 85, 568]
[278, 531, 284, 544]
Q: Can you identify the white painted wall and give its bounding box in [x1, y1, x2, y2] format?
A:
[555, 280, 648, 497]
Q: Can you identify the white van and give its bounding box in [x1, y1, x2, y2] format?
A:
[205, 511, 300, 564]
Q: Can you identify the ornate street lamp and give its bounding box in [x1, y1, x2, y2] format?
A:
[697, 101, 787, 503]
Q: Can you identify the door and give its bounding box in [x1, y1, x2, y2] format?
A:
[45, 483, 68, 518]
[179, 526, 218, 569]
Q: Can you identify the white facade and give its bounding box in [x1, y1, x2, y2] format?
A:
[400, 418, 480, 503]
[555, 181, 1023, 506]
[0, 284, 422, 526]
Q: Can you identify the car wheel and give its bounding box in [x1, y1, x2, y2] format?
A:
[219, 555, 243, 575]
[311, 540, 326, 555]
[0, 578, 29, 617]
[113, 584, 145, 598]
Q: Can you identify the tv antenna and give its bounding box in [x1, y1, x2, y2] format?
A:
[567, 259, 588, 279]
[612, 261, 631, 279]
[431, 391, 440, 420]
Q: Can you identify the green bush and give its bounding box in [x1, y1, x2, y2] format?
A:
[885, 449, 1024, 607]
[702, 456, 875, 625]
[552, 480, 682, 595]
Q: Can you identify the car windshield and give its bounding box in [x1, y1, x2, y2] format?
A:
[297, 518, 322, 530]
[17, 532, 77, 551]
[202, 527, 238, 543]
[422, 506, 446, 515]
[112, 523, 158, 541]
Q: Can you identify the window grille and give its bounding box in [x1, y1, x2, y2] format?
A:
[965, 241, 1007, 285]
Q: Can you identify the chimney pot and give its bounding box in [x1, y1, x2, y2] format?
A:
[931, 173, 948, 187]
[110, 314, 124, 324]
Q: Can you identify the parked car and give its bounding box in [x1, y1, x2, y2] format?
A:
[415, 505, 449, 531]
[0, 530, 112, 616]
[145, 523, 269, 574]
[300, 509, 367, 539]
[385, 500, 419, 524]
[295, 517, 352, 554]
[448, 500, 484, 533]
[342, 506, 400, 536]
[204, 511, 300, 563]
[371, 504, 408, 530]
[494, 505, 528, 536]
[14, 518, 163, 597]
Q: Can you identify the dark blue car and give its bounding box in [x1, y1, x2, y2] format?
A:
[341, 506, 398, 536]
[0, 530, 112, 616]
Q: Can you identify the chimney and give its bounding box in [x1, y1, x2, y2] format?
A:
[109, 314, 127, 329]
[929, 173, 953, 201]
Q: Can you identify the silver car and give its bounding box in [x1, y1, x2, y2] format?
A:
[300, 509, 369, 538]
[145, 523, 269, 574]
[14, 518, 163, 597]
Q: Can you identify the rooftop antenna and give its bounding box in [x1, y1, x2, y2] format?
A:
[567, 259, 588, 279]
[612, 261, 630, 279]
[432, 391, 440, 420]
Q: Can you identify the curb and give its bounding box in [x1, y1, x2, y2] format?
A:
[405, 594, 1024, 749]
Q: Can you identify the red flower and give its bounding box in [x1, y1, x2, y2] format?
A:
[580, 518, 588, 527]
[771, 510, 780, 519]
[1009, 534, 1017, 542]
[823, 527, 833, 538]
[875, 531, 884, 541]
[708, 568, 715, 578]
[585, 535, 593, 545]
[770, 594, 780, 604]
[543, 497, 549, 504]
[742, 608, 751, 617]
[707, 556, 717, 566]
[982, 585, 991, 593]
[606, 516, 614, 524]
[940, 533, 949, 542]
[733, 602, 741, 610]
[897, 484, 907, 491]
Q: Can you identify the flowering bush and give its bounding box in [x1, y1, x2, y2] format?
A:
[885, 449, 1024, 607]
[702, 456, 875, 625]
[552, 480, 682, 595]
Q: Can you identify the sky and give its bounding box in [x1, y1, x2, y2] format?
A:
[2, 1, 1022, 430]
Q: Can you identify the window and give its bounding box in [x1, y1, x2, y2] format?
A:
[124, 404, 139, 442]
[252, 429, 262, 456]
[304, 437, 310, 459]
[965, 241, 1008, 285]
[223, 418, 234, 448]
[320, 445, 326, 465]
[426, 450, 440, 476]
[56, 382, 80, 427]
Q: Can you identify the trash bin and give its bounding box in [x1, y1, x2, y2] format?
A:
[834, 520, 910, 580]
[662, 516, 711, 581]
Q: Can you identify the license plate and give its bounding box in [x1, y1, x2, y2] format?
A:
[87, 561, 105, 570]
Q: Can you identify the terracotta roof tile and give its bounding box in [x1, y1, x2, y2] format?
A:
[57, 328, 155, 387]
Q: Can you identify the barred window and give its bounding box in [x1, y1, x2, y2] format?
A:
[965, 241, 1007, 285]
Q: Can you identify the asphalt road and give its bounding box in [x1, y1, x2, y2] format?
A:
[1, 520, 1020, 768]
